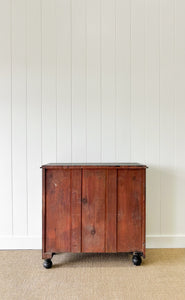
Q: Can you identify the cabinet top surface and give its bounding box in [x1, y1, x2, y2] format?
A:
[41, 163, 148, 169]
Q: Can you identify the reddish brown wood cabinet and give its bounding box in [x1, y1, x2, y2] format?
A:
[41, 163, 147, 268]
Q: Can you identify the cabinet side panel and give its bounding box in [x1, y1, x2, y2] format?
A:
[42, 168, 46, 258]
[82, 169, 105, 252]
[117, 169, 144, 252]
[106, 169, 117, 252]
[45, 169, 70, 252]
[71, 169, 82, 252]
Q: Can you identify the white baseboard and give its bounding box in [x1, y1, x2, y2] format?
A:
[0, 236, 41, 250]
[146, 235, 185, 248]
[0, 235, 184, 250]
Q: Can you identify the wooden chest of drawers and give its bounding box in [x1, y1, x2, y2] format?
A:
[41, 163, 147, 268]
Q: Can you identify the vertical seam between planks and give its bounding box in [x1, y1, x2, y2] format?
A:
[159, 0, 161, 235]
[70, 0, 73, 163]
[40, 0, 43, 165]
[55, 0, 58, 162]
[10, 0, 13, 236]
[130, 0, 132, 161]
[173, 0, 176, 182]
[26, 0, 28, 236]
[100, 0, 102, 162]
[144, 0, 146, 165]
[85, 0, 87, 163]
[40, 0, 43, 250]
[115, 0, 117, 161]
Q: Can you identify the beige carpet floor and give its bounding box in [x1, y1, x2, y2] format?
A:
[0, 249, 185, 300]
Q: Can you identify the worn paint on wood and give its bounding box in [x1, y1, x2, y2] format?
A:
[82, 169, 106, 252]
[117, 169, 145, 253]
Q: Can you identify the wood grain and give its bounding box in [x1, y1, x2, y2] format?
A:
[45, 169, 71, 253]
[71, 169, 81, 252]
[117, 169, 145, 253]
[82, 169, 106, 252]
[2, 0, 185, 250]
[42, 165, 146, 258]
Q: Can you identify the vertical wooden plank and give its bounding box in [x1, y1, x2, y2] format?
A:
[82, 169, 105, 252]
[71, 0, 86, 162]
[12, 0, 27, 236]
[106, 169, 117, 252]
[117, 169, 144, 252]
[71, 169, 81, 252]
[115, 0, 131, 162]
[174, 0, 185, 235]
[86, 0, 101, 162]
[131, 0, 145, 162]
[42, 0, 57, 164]
[45, 169, 71, 252]
[56, 0, 72, 162]
[27, 0, 42, 237]
[101, 0, 116, 162]
[160, 0, 175, 234]
[145, 0, 160, 235]
[0, 0, 12, 235]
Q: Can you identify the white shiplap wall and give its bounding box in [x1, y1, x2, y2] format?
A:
[0, 0, 185, 249]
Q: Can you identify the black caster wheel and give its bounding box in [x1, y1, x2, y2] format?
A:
[43, 258, 53, 269]
[132, 254, 142, 266]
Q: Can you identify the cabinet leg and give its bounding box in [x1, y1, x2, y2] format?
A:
[43, 258, 53, 269]
[132, 253, 142, 266]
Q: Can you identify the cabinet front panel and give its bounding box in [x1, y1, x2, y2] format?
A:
[82, 169, 106, 252]
[117, 169, 145, 252]
[45, 169, 81, 253]
[43, 166, 145, 256]
[106, 169, 117, 252]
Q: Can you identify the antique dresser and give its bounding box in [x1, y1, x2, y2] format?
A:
[41, 163, 147, 268]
